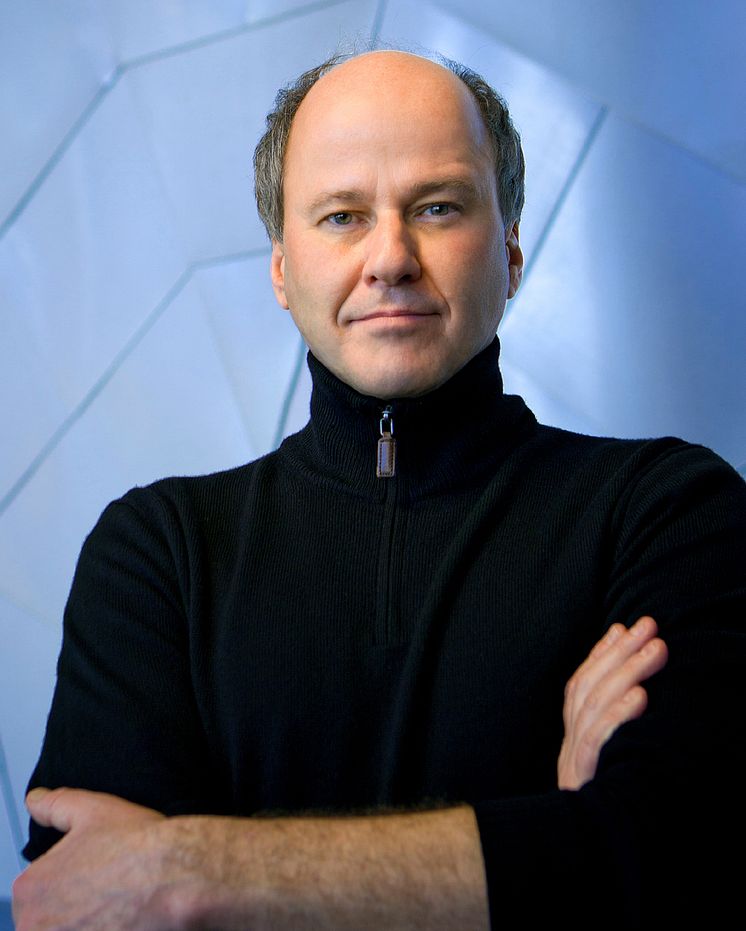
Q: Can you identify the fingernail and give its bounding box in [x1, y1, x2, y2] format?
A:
[26, 788, 49, 804]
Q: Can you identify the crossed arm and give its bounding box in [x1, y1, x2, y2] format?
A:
[12, 617, 666, 931]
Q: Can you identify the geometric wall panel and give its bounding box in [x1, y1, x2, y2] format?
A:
[194, 253, 306, 454]
[0, 279, 263, 630]
[123, 0, 380, 262]
[0, 0, 114, 224]
[0, 788, 22, 906]
[435, 0, 746, 182]
[0, 594, 60, 847]
[380, 0, 603, 261]
[0, 868, 18, 927]
[0, 0, 379, 512]
[501, 113, 746, 468]
[100, 1, 251, 61]
[102, 0, 338, 62]
[0, 78, 188, 503]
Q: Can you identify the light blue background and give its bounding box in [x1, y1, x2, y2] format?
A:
[1, 0, 744, 914]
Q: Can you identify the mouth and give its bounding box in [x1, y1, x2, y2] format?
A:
[353, 308, 438, 323]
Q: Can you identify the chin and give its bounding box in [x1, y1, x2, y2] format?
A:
[350, 365, 443, 400]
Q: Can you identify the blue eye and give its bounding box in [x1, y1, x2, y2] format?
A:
[328, 212, 353, 225]
[422, 204, 453, 218]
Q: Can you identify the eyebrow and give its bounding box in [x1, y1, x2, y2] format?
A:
[305, 177, 484, 214]
[408, 178, 483, 201]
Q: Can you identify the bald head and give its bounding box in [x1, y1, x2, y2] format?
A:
[285, 52, 494, 206]
[253, 49, 525, 244]
[296, 50, 487, 132]
[308, 48, 462, 87]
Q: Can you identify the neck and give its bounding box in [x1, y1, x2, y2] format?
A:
[281, 338, 535, 500]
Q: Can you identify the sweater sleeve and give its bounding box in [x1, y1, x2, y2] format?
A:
[474, 442, 746, 929]
[23, 489, 213, 861]
[22, 443, 746, 927]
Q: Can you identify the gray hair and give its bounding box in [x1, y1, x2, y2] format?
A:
[253, 51, 525, 243]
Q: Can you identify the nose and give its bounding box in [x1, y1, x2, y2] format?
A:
[362, 214, 421, 286]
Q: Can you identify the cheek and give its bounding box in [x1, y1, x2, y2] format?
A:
[439, 235, 507, 302]
[474, 236, 509, 293]
[286, 243, 359, 310]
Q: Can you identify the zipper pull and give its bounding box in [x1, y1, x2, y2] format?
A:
[377, 406, 396, 478]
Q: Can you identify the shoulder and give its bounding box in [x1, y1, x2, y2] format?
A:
[82, 447, 289, 567]
[511, 421, 746, 545]
[528, 421, 744, 493]
[120, 445, 288, 517]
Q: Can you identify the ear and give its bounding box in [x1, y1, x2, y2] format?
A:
[270, 240, 290, 309]
[505, 222, 523, 299]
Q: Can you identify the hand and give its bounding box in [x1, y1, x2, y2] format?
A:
[558, 616, 668, 790]
[14, 790, 490, 931]
[12, 788, 173, 931]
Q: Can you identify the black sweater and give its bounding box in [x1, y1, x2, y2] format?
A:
[27, 339, 746, 927]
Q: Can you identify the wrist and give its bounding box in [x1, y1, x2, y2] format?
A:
[143, 816, 241, 931]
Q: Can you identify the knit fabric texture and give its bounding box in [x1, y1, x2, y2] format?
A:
[26, 339, 746, 926]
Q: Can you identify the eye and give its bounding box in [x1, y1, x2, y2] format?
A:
[327, 212, 354, 226]
[421, 203, 456, 218]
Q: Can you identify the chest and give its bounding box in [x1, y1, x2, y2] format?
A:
[188, 476, 613, 810]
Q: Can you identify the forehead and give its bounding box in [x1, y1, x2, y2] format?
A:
[284, 53, 494, 188]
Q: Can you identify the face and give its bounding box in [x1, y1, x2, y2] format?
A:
[271, 51, 523, 398]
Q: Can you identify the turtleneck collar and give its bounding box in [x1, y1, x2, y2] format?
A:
[281, 337, 536, 500]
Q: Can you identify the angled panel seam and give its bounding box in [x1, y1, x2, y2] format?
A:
[0, 249, 269, 519]
[0, 0, 361, 240]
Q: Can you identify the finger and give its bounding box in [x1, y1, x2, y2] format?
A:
[26, 786, 158, 834]
[563, 624, 625, 722]
[565, 617, 660, 719]
[564, 623, 634, 703]
[571, 637, 668, 741]
[26, 786, 81, 833]
[587, 622, 626, 659]
[586, 637, 668, 712]
[597, 683, 649, 743]
[573, 685, 649, 783]
[559, 618, 667, 789]
[633, 635, 668, 682]
[596, 617, 660, 675]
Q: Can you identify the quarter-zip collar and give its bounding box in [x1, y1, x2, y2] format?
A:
[282, 337, 537, 501]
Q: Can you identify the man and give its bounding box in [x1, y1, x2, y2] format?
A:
[13, 51, 745, 929]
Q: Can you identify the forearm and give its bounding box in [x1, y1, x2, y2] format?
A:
[159, 805, 490, 931]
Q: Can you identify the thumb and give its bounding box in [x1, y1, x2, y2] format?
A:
[25, 786, 122, 833]
[26, 786, 79, 833]
[27, 786, 164, 833]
